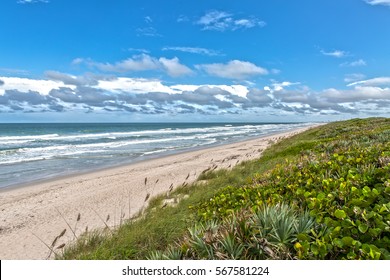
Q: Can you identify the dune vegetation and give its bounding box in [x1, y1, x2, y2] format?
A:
[60, 117, 390, 260]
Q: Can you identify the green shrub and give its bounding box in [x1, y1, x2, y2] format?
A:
[192, 118, 390, 259]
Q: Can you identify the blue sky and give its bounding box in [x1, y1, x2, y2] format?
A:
[1, 0, 390, 122]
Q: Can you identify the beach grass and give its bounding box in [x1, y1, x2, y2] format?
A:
[60, 117, 390, 260]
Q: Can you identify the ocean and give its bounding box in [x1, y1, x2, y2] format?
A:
[0, 122, 315, 189]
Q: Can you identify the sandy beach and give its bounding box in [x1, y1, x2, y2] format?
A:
[0, 126, 314, 259]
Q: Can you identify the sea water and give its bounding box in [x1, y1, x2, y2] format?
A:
[0, 122, 315, 189]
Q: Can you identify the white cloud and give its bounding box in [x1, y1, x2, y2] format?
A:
[128, 48, 150, 54]
[365, 0, 390, 6]
[162, 46, 222, 56]
[0, 68, 29, 75]
[71, 58, 84, 65]
[177, 15, 190, 23]
[197, 10, 232, 31]
[170, 84, 249, 98]
[96, 78, 179, 94]
[136, 27, 162, 37]
[196, 60, 268, 79]
[321, 49, 347, 58]
[76, 54, 193, 77]
[217, 85, 249, 98]
[144, 16, 153, 23]
[91, 54, 160, 72]
[3, 70, 390, 118]
[0, 76, 70, 95]
[158, 57, 194, 77]
[17, 0, 49, 3]
[322, 86, 390, 102]
[267, 81, 301, 92]
[340, 59, 367, 67]
[196, 10, 266, 32]
[234, 19, 266, 29]
[347, 76, 390, 87]
[344, 73, 366, 83]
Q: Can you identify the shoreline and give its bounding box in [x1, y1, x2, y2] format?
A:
[0, 125, 317, 259]
[0, 125, 315, 193]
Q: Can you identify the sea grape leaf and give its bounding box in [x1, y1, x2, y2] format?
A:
[358, 224, 368, 234]
[341, 236, 354, 247]
[334, 209, 346, 219]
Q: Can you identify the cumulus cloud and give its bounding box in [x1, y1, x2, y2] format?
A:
[0, 76, 69, 95]
[196, 10, 266, 32]
[158, 57, 194, 77]
[162, 46, 222, 56]
[322, 86, 390, 103]
[196, 60, 268, 79]
[264, 81, 301, 93]
[3, 73, 390, 117]
[76, 54, 193, 77]
[244, 89, 273, 108]
[0, 74, 250, 115]
[365, 0, 390, 6]
[88, 54, 160, 72]
[0, 89, 61, 113]
[96, 77, 179, 94]
[44, 71, 99, 86]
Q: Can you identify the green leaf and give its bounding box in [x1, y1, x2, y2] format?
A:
[333, 238, 344, 248]
[334, 209, 347, 219]
[297, 233, 310, 241]
[317, 192, 326, 200]
[311, 244, 319, 255]
[358, 224, 369, 233]
[369, 228, 382, 237]
[369, 245, 381, 260]
[341, 236, 354, 247]
[347, 251, 357, 260]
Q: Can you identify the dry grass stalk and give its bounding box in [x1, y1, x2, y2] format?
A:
[201, 167, 211, 174]
[73, 213, 81, 238]
[51, 236, 59, 248]
[31, 232, 58, 259]
[90, 208, 112, 233]
[58, 229, 66, 238]
[55, 208, 77, 239]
